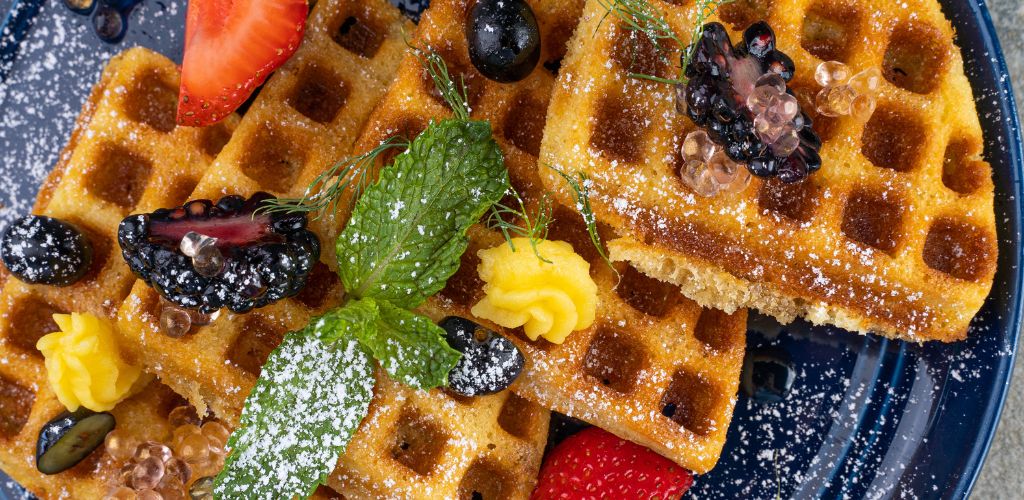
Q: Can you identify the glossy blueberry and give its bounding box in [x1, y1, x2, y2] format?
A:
[36, 409, 115, 475]
[741, 346, 796, 403]
[441, 316, 524, 396]
[466, 0, 541, 83]
[2, 215, 93, 286]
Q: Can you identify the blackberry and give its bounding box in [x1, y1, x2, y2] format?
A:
[681, 22, 821, 183]
[118, 192, 320, 314]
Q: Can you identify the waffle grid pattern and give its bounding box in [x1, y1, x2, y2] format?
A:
[346, 0, 747, 475]
[113, 1, 551, 498]
[539, 0, 997, 342]
[0, 47, 239, 499]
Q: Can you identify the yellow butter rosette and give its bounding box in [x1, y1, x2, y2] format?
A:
[471, 238, 597, 344]
[36, 313, 141, 412]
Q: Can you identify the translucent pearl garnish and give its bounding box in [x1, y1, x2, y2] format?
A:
[178, 433, 211, 465]
[103, 486, 136, 500]
[814, 60, 850, 87]
[134, 441, 173, 463]
[104, 430, 137, 462]
[155, 475, 186, 500]
[159, 304, 192, 339]
[164, 457, 192, 484]
[678, 131, 751, 197]
[189, 477, 215, 500]
[180, 232, 224, 278]
[136, 490, 162, 500]
[815, 61, 880, 121]
[169, 406, 202, 428]
[201, 421, 230, 454]
[771, 130, 801, 158]
[131, 456, 165, 490]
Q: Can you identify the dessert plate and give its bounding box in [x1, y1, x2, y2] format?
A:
[0, 0, 1019, 498]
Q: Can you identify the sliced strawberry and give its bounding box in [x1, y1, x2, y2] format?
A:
[532, 427, 694, 499]
[177, 0, 308, 126]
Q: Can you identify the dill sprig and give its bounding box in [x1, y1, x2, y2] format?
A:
[258, 137, 409, 219]
[548, 166, 615, 272]
[413, 46, 471, 120]
[596, 0, 732, 85]
[486, 189, 554, 263]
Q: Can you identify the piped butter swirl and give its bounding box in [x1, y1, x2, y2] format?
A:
[37, 313, 141, 412]
[471, 238, 597, 344]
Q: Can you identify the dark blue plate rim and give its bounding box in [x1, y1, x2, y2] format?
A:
[0, 0, 1020, 499]
[954, 0, 1023, 495]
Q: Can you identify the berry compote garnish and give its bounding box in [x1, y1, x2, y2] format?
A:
[679, 22, 822, 183]
[466, 0, 541, 83]
[118, 192, 320, 314]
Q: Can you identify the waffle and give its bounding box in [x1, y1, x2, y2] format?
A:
[113, 1, 551, 498]
[0, 47, 239, 498]
[538, 0, 997, 343]
[346, 0, 747, 474]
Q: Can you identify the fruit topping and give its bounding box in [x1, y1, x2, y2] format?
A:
[814, 61, 881, 120]
[36, 409, 115, 474]
[471, 238, 597, 345]
[440, 316, 525, 396]
[1, 215, 93, 286]
[118, 193, 320, 314]
[741, 346, 796, 402]
[679, 129, 752, 197]
[37, 313, 142, 412]
[177, 0, 309, 126]
[531, 427, 693, 499]
[679, 22, 822, 183]
[466, 0, 541, 83]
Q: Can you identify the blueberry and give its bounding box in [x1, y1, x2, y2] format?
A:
[466, 0, 541, 83]
[440, 316, 524, 396]
[2, 216, 93, 286]
[36, 409, 115, 475]
[741, 346, 796, 402]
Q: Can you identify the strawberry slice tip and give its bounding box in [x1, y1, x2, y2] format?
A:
[177, 0, 309, 127]
[531, 427, 694, 499]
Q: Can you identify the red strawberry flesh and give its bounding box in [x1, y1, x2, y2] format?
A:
[177, 0, 308, 126]
[532, 427, 694, 499]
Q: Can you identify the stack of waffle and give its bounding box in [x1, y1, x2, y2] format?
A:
[539, 0, 997, 342]
[0, 47, 238, 499]
[113, 0, 551, 498]
[350, 0, 747, 475]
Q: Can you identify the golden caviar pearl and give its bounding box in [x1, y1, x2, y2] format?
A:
[178, 433, 211, 465]
[200, 421, 230, 453]
[471, 238, 597, 344]
[168, 406, 201, 428]
[36, 313, 142, 412]
[104, 430, 137, 462]
[103, 486, 136, 500]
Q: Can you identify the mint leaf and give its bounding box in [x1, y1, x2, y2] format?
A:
[337, 119, 509, 309]
[214, 333, 374, 499]
[304, 298, 380, 343]
[354, 300, 461, 390]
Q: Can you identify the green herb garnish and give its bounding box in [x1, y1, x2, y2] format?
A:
[485, 188, 554, 263]
[215, 50, 508, 499]
[597, 0, 733, 85]
[549, 166, 614, 272]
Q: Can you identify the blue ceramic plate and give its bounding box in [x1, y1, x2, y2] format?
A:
[0, 0, 1019, 498]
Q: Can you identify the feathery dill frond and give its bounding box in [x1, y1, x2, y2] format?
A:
[486, 188, 554, 263]
[547, 165, 615, 273]
[596, 0, 733, 84]
[413, 46, 471, 120]
[257, 137, 409, 219]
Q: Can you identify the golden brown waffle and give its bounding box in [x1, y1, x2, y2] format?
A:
[113, 1, 551, 498]
[348, 0, 746, 474]
[539, 0, 997, 343]
[0, 47, 239, 499]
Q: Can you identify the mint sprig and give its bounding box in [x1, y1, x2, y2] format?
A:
[214, 333, 374, 499]
[337, 118, 508, 309]
[219, 50, 510, 499]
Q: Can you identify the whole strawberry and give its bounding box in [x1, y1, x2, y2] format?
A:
[532, 427, 694, 499]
